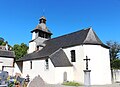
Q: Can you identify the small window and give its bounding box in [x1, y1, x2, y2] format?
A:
[45, 59, 49, 70]
[37, 46, 39, 51]
[71, 50, 76, 62]
[39, 31, 44, 38]
[30, 61, 32, 69]
[44, 33, 46, 38]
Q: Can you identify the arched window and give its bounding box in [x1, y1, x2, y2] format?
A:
[71, 50, 76, 62]
[37, 46, 39, 51]
[45, 59, 49, 70]
[30, 61, 32, 69]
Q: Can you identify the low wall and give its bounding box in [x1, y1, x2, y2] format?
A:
[113, 69, 120, 82]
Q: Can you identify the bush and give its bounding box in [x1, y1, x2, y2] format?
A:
[112, 59, 120, 69]
[62, 81, 81, 86]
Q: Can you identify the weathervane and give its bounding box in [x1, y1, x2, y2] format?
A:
[42, 9, 45, 16]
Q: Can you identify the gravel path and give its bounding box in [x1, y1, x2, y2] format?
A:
[45, 83, 120, 87]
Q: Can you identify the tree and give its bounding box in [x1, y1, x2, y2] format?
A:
[112, 59, 120, 69]
[106, 41, 120, 69]
[0, 37, 11, 47]
[12, 43, 28, 60]
[0, 37, 5, 45]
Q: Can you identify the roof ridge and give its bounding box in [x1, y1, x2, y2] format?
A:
[47, 27, 91, 41]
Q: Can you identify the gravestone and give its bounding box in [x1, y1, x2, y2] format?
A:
[28, 75, 45, 87]
[16, 76, 25, 86]
[0, 71, 8, 85]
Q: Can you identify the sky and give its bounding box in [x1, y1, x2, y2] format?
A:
[0, 0, 120, 46]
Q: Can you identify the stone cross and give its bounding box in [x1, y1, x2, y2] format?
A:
[83, 56, 90, 70]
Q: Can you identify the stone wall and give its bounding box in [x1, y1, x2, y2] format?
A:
[113, 69, 120, 82]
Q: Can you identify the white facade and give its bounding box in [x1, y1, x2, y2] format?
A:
[32, 32, 37, 40]
[28, 37, 48, 53]
[63, 45, 111, 85]
[54, 67, 73, 84]
[83, 45, 111, 85]
[0, 57, 14, 76]
[28, 42, 36, 53]
[18, 44, 111, 85]
[22, 59, 55, 84]
[63, 45, 85, 84]
[21, 59, 74, 84]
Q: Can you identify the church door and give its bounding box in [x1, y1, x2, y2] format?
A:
[63, 72, 67, 82]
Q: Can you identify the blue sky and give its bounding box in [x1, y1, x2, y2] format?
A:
[0, 0, 120, 46]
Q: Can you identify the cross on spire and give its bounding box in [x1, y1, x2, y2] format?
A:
[83, 56, 90, 70]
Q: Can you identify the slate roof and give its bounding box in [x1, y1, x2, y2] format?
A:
[50, 49, 73, 67]
[18, 28, 109, 66]
[0, 50, 15, 58]
[31, 16, 52, 34]
[31, 25, 52, 34]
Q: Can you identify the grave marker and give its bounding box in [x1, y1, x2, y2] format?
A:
[28, 75, 45, 87]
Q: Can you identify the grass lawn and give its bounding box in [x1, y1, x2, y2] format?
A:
[62, 81, 82, 86]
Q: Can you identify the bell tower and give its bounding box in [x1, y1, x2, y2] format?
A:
[31, 16, 52, 40]
[28, 16, 52, 53]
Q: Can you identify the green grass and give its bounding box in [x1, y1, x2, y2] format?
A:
[62, 81, 81, 86]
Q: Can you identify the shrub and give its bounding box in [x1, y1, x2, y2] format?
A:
[62, 81, 81, 86]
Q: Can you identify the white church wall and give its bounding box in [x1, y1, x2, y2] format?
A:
[32, 32, 36, 40]
[22, 59, 55, 84]
[63, 45, 85, 84]
[32, 32, 38, 40]
[54, 67, 73, 84]
[83, 45, 111, 85]
[13, 62, 22, 76]
[28, 42, 36, 53]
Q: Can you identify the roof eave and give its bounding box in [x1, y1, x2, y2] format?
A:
[0, 56, 15, 58]
[17, 56, 49, 62]
[31, 29, 52, 35]
[83, 43, 110, 49]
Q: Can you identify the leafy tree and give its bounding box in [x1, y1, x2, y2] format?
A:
[112, 59, 120, 69]
[12, 43, 28, 60]
[0, 37, 28, 60]
[0, 37, 4, 45]
[0, 37, 10, 47]
[106, 41, 120, 69]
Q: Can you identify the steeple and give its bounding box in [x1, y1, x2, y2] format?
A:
[29, 16, 52, 53]
[31, 16, 52, 40]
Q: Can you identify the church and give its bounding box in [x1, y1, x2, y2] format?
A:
[15, 16, 112, 85]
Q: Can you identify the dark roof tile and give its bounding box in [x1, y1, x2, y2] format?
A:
[18, 28, 109, 62]
[0, 50, 15, 58]
[50, 49, 72, 67]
